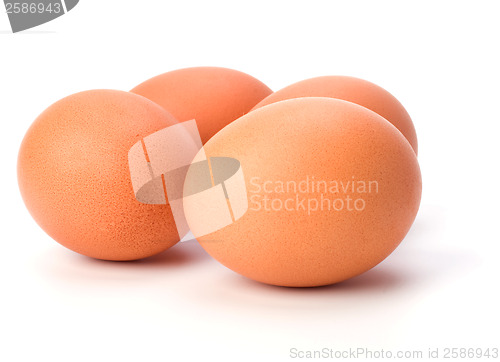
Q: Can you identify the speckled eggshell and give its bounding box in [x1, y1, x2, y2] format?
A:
[253, 76, 418, 154]
[131, 67, 273, 144]
[18, 90, 183, 261]
[196, 97, 422, 287]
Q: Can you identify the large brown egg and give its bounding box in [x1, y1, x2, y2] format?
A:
[190, 97, 422, 287]
[18, 90, 184, 260]
[253, 76, 418, 154]
[131, 67, 272, 144]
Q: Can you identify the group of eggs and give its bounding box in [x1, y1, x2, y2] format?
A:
[18, 67, 421, 287]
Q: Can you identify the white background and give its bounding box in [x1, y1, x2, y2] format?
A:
[1, 1, 499, 361]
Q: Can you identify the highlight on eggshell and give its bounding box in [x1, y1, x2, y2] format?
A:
[131, 66, 273, 144]
[252, 75, 418, 154]
[188, 97, 422, 287]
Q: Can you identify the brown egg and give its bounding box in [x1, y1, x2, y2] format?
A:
[192, 97, 422, 287]
[253, 76, 418, 154]
[131, 67, 272, 144]
[18, 90, 184, 261]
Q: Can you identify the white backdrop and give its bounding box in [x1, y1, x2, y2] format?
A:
[1, 1, 499, 361]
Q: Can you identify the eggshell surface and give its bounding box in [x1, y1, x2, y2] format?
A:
[131, 67, 273, 144]
[18, 90, 182, 261]
[194, 97, 422, 287]
[253, 76, 418, 154]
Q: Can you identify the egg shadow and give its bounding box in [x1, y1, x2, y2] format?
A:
[37, 239, 213, 284]
[86, 239, 211, 268]
[228, 262, 407, 296]
[198, 244, 482, 318]
[211, 211, 480, 302]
